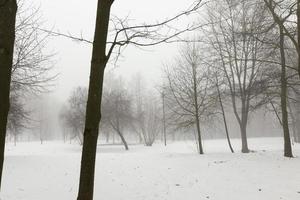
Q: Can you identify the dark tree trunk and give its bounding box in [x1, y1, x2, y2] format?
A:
[216, 82, 234, 153]
[77, 0, 113, 200]
[279, 26, 293, 158]
[0, 0, 17, 189]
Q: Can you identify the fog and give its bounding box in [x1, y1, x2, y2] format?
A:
[1, 0, 300, 199]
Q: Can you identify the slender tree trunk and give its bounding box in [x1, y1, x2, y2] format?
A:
[216, 83, 234, 153]
[287, 100, 296, 144]
[0, 0, 17, 189]
[116, 130, 129, 150]
[110, 121, 129, 150]
[105, 131, 109, 143]
[192, 65, 203, 154]
[162, 93, 167, 146]
[279, 26, 293, 158]
[195, 117, 204, 154]
[14, 134, 16, 146]
[77, 0, 113, 199]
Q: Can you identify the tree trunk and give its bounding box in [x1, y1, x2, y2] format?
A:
[110, 121, 129, 150]
[297, 0, 300, 78]
[77, 0, 113, 200]
[240, 121, 249, 153]
[192, 64, 203, 154]
[162, 93, 167, 146]
[105, 131, 109, 143]
[0, 0, 17, 189]
[295, 101, 300, 143]
[216, 82, 234, 153]
[195, 118, 203, 154]
[116, 130, 129, 150]
[279, 26, 293, 158]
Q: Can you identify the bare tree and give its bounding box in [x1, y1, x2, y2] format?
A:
[102, 78, 131, 150]
[205, 0, 272, 153]
[163, 42, 215, 154]
[142, 93, 162, 146]
[60, 87, 87, 145]
[262, 0, 300, 78]
[6, 93, 29, 145]
[7, 0, 56, 145]
[130, 73, 147, 143]
[76, 1, 204, 199]
[264, 0, 294, 157]
[12, 1, 56, 94]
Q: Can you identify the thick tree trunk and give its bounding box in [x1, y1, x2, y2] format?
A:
[240, 121, 249, 153]
[0, 0, 17, 189]
[279, 27, 293, 158]
[77, 0, 113, 200]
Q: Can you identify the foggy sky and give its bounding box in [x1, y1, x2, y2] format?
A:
[37, 0, 196, 103]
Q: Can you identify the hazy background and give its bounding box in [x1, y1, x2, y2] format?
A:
[18, 0, 282, 141]
[22, 0, 197, 139]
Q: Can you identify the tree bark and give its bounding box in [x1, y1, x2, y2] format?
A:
[77, 0, 113, 199]
[279, 26, 293, 158]
[0, 0, 17, 189]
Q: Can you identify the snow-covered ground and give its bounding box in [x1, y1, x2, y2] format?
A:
[2, 137, 300, 200]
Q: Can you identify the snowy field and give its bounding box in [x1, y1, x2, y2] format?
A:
[2, 137, 300, 200]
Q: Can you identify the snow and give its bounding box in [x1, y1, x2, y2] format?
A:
[2, 137, 300, 200]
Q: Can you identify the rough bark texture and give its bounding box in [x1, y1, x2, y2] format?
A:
[279, 27, 293, 158]
[77, 0, 113, 199]
[0, 0, 17, 188]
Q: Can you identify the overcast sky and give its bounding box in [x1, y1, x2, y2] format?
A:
[33, 0, 197, 104]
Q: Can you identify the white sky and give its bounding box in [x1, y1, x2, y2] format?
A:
[36, 0, 197, 103]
